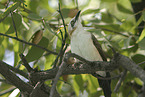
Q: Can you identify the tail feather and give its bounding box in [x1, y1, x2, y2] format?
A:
[92, 72, 111, 97]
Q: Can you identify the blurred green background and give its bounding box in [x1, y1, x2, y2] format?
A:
[0, 0, 145, 97]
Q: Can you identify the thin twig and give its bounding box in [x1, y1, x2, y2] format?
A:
[94, 26, 129, 37]
[52, 43, 65, 68]
[138, 61, 145, 65]
[50, 3, 69, 96]
[0, 33, 58, 55]
[114, 69, 127, 92]
[57, 18, 63, 40]
[49, 62, 68, 97]
[20, 5, 32, 13]
[59, 29, 63, 40]
[0, 0, 10, 22]
[126, 86, 133, 97]
[10, 12, 18, 37]
[57, 3, 68, 40]
[19, 53, 33, 72]
[42, 19, 62, 40]
[53, 3, 68, 68]
[108, 45, 116, 55]
[57, 44, 68, 66]
[5, 0, 10, 9]
[53, 43, 68, 68]
[30, 81, 43, 97]
[19, 0, 27, 7]
[0, 13, 9, 23]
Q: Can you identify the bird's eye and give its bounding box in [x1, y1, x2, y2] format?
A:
[71, 20, 75, 28]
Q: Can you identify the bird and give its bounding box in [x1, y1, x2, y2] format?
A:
[68, 10, 111, 97]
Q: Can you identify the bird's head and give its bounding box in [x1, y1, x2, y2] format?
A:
[68, 10, 82, 36]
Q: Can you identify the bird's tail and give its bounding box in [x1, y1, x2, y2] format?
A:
[92, 72, 111, 97]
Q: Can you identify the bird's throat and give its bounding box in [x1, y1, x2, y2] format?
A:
[70, 27, 77, 36]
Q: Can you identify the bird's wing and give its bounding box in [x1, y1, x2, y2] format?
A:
[91, 33, 112, 97]
[91, 33, 107, 61]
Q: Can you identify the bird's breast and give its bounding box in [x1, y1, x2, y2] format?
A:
[71, 32, 102, 61]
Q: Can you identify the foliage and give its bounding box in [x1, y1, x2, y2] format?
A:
[0, 0, 145, 97]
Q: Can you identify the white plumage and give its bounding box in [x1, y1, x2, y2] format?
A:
[71, 26, 102, 61]
[68, 13, 106, 76]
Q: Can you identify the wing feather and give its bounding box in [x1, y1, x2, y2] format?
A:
[91, 34, 107, 61]
[91, 33, 112, 97]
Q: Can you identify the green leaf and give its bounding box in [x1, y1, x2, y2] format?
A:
[101, 0, 117, 2]
[2, 2, 20, 17]
[117, 3, 133, 14]
[131, 54, 145, 66]
[45, 54, 56, 69]
[134, 78, 143, 86]
[25, 37, 49, 62]
[142, 10, 145, 22]
[74, 75, 84, 93]
[44, 21, 61, 40]
[0, 45, 5, 59]
[81, 9, 100, 15]
[0, 4, 5, 9]
[138, 38, 145, 50]
[94, 24, 124, 33]
[27, 13, 42, 20]
[123, 36, 132, 49]
[137, 28, 145, 43]
[88, 76, 98, 93]
[0, 33, 4, 44]
[130, 0, 142, 3]
[56, 8, 70, 18]
[6, 13, 22, 34]
[60, 8, 79, 18]
[29, 1, 39, 13]
[72, 75, 80, 96]
[129, 15, 143, 32]
[72, 75, 84, 96]
[101, 12, 114, 23]
[14, 52, 20, 67]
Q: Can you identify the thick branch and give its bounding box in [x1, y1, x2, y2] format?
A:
[29, 57, 117, 82]
[7, 65, 28, 79]
[0, 60, 54, 96]
[1, 52, 145, 95]
[29, 53, 145, 84]
[115, 54, 145, 82]
[0, 60, 33, 94]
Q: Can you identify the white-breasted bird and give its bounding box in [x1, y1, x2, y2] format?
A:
[68, 10, 111, 97]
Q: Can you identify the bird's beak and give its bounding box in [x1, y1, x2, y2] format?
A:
[74, 10, 81, 23]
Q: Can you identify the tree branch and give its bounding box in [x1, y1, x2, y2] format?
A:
[1, 51, 145, 96]
[0, 60, 33, 94]
[0, 86, 16, 96]
[29, 53, 145, 84]
[10, 12, 18, 37]
[114, 69, 127, 92]
[19, 53, 33, 72]
[7, 64, 28, 79]
[30, 81, 48, 97]
[0, 33, 58, 55]
[115, 54, 145, 83]
[50, 61, 68, 97]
